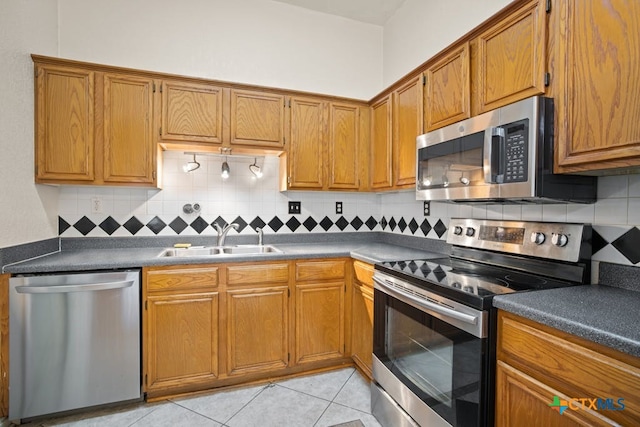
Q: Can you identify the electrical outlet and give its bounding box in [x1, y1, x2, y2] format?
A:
[92, 197, 103, 214]
[336, 202, 343, 214]
[423, 201, 430, 216]
[288, 201, 301, 214]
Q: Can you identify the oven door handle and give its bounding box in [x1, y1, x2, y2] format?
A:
[373, 277, 478, 325]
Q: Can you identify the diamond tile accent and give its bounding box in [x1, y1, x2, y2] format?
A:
[211, 216, 228, 229]
[335, 216, 349, 231]
[59, 217, 71, 235]
[268, 216, 284, 232]
[433, 265, 447, 282]
[592, 229, 608, 255]
[232, 216, 248, 233]
[408, 219, 419, 235]
[420, 219, 432, 236]
[146, 216, 166, 235]
[286, 217, 301, 232]
[612, 227, 640, 264]
[434, 219, 447, 238]
[99, 216, 120, 236]
[365, 216, 377, 230]
[169, 217, 188, 234]
[380, 217, 388, 230]
[319, 216, 334, 231]
[190, 216, 209, 234]
[123, 217, 144, 235]
[249, 216, 266, 231]
[398, 218, 407, 232]
[303, 217, 318, 231]
[350, 216, 363, 231]
[74, 216, 96, 236]
[388, 217, 397, 231]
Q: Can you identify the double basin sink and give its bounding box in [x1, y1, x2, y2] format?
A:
[159, 245, 282, 258]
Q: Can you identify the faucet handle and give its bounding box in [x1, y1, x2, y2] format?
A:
[256, 227, 263, 246]
[213, 223, 223, 234]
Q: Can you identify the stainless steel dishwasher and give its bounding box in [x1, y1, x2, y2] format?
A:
[9, 270, 141, 421]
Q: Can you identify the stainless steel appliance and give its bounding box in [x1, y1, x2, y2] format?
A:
[416, 96, 597, 203]
[9, 270, 142, 422]
[371, 219, 592, 427]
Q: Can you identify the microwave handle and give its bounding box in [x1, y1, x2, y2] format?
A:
[484, 126, 506, 183]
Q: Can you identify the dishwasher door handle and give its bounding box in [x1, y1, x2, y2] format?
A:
[15, 280, 135, 294]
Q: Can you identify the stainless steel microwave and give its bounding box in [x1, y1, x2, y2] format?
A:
[416, 96, 597, 203]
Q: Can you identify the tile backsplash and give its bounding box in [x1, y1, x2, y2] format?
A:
[57, 152, 640, 266]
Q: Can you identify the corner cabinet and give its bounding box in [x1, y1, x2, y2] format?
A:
[551, 0, 640, 174]
[350, 261, 374, 379]
[33, 57, 160, 187]
[496, 311, 640, 427]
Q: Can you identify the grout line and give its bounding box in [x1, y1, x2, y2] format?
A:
[220, 383, 272, 425]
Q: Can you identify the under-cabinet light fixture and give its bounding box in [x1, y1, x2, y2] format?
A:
[249, 158, 263, 179]
[221, 158, 230, 179]
[183, 154, 201, 173]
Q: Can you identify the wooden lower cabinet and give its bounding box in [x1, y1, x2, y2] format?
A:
[496, 311, 640, 427]
[350, 261, 374, 379]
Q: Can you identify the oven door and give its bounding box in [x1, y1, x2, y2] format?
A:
[372, 276, 489, 427]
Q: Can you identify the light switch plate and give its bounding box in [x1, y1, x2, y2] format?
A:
[336, 202, 343, 214]
[289, 201, 301, 214]
[423, 201, 430, 216]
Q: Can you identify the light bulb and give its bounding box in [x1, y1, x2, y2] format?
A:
[221, 160, 230, 179]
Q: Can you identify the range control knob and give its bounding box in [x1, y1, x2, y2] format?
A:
[530, 232, 546, 245]
[466, 227, 476, 237]
[453, 226, 463, 235]
[551, 233, 569, 247]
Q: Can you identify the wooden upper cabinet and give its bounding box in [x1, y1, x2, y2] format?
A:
[394, 77, 422, 188]
[160, 80, 223, 145]
[230, 89, 285, 148]
[35, 64, 95, 183]
[474, 0, 546, 114]
[370, 95, 393, 189]
[102, 73, 156, 185]
[425, 43, 470, 131]
[287, 97, 325, 189]
[327, 102, 360, 190]
[553, 0, 640, 173]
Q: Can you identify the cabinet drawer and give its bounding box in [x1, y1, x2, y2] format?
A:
[227, 263, 289, 286]
[353, 261, 374, 287]
[296, 260, 346, 281]
[146, 266, 218, 293]
[498, 313, 640, 425]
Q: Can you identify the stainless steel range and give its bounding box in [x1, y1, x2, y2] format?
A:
[371, 219, 592, 427]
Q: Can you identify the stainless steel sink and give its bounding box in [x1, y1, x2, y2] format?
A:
[159, 245, 282, 257]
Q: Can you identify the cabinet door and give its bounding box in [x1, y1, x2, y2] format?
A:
[553, 0, 640, 173]
[295, 282, 345, 364]
[35, 64, 95, 182]
[226, 286, 289, 376]
[351, 282, 373, 379]
[496, 361, 614, 427]
[103, 73, 156, 184]
[425, 43, 470, 131]
[327, 102, 360, 190]
[370, 95, 393, 189]
[160, 80, 223, 144]
[475, 1, 546, 113]
[394, 77, 422, 188]
[230, 89, 285, 148]
[288, 97, 325, 189]
[146, 292, 218, 392]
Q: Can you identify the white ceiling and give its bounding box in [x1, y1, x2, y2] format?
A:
[270, 0, 407, 25]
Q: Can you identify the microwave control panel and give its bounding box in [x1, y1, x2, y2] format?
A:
[504, 120, 528, 183]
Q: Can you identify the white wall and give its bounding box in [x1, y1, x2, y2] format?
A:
[0, 0, 59, 248]
[57, 0, 383, 100]
[382, 0, 511, 86]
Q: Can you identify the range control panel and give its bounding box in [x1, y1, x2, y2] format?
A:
[447, 218, 589, 263]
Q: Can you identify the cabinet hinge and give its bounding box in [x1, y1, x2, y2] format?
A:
[159, 127, 162, 136]
[544, 72, 551, 87]
[144, 300, 148, 310]
[160, 84, 163, 93]
[287, 176, 291, 185]
[422, 75, 426, 86]
[344, 284, 346, 293]
[546, 0, 551, 13]
[153, 83, 156, 93]
[152, 171, 157, 180]
[288, 99, 291, 108]
[144, 374, 148, 385]
[288, 288, 290, 298]
[34, 68, 38, 78]
[287, 353, 290, 362]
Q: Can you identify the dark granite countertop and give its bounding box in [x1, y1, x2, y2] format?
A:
[3, 242, 444, 274]
[493, 284, 640, 358]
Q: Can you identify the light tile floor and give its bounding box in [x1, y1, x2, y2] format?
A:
[12, 368, 382, 427]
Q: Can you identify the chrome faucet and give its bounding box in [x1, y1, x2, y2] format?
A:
[256, 227, 263, 246]
[214, 223, 239, 246]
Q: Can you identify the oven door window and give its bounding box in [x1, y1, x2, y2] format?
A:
[417, 131, 485, 190]
[374, 290, 486, 427]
